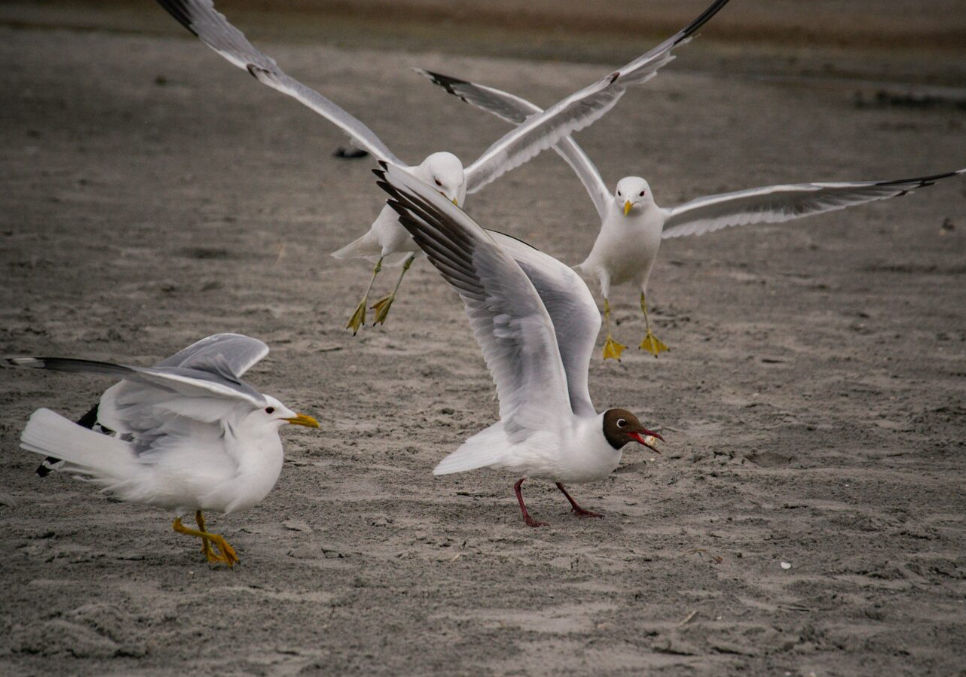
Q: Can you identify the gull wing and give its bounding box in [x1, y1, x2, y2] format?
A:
[157, 333, 269, 376]
[154, 0, 404, 165]
[461, 0, 730, 194]
[417, 69, 610, 221]
[662, 169, 966, 239]
[487, 231, 601, 419]
[374, 164, 576, 441]
[9, 356, 265, 408]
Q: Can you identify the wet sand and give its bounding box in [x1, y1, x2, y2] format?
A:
[1, 3, 966, 676]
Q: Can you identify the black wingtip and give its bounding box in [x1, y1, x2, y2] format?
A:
[677, 0, 731, 43]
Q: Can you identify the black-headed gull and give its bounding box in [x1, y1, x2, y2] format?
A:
[10, 334, 320, 566]
[420, 71, 966, 360]
[153, 0, 730, 334]
[374, 163, 663, 527]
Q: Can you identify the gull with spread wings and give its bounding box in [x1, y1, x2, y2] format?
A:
[374, 163, 663, 527]
[153, 0, 730, 334]
[10, 334, 319, 567]
[421, 70, 966, 360]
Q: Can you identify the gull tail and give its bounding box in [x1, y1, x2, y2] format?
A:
[331, 232, 381, 262]
[433, 424, 508, 476]
[21, 408, 136, 481]
[36, 403, 103, 477]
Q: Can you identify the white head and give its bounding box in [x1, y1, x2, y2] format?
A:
[239, 395, 320, 436]
[615, 177, 653, 217]
[418, 152, 465, 206]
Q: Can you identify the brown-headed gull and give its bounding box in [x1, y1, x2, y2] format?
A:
[374, 163, 663, 527]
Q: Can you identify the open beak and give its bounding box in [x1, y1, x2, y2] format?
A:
[623, 200, 633, 216]
[285, 413, 320, 428]
[629, 428, 664, 454]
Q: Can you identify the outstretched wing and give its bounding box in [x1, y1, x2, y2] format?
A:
[662, 169, 966, 239]
[374, 163, 576, 441]
[9, 356, 265, 408]
[154, 0, 404, 165]
[417, 69, 610, 221]
[461, 0, 730, 194]
[487, 231, 601, 418]
[157, 333, 268, 376]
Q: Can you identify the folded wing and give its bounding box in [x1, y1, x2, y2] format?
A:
[662, 168, 966, 239]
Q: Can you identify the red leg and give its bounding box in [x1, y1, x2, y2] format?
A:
[556, 483, 604, 519]
[514, 478, 547, 528]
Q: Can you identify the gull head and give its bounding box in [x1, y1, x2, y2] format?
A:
[418, 152, 465, 206]
[602, 409, 663, 453]
[244, 395, 320, 434]
[615, 177, 652, 217]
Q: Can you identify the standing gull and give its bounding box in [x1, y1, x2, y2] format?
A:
[153, 0, 731, 333]
[374, 163, 663, 527]
[421, 71, 966, 360]
[10, 334, 320, 567]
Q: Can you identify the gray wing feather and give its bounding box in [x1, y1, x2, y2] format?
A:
[461, 0, 730, 194]
[417, 69, 610, 221]
[486, 232, 600, 418]
[374, 164, 576, 440]
[662, 168, 966, 239]
[154, 0, 404, 165]
[157, 333, 268, 376]
[9, 356, 265, 406]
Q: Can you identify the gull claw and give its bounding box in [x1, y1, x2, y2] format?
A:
[639, 331, 669, 357]
[370, 294, 395, 326]
[346, 298, 367, 335]
[602, 336, 627, 361]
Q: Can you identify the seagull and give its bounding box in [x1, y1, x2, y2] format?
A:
[153, 0, 731, 334]
[420, 71, 966, 361]
[374, 162, 663, 527]
[9, 334, 320, 567]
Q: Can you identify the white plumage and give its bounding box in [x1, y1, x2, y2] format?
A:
[152, 0, 731, 332]
[375, 163, 661, 527]
[11, 334, 319, 566]
[422, 69, 966, 359]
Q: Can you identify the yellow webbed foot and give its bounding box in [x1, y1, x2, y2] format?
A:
[639, 331, 669, 357]
[208, 535, 239, 568]
[602, 336, 627, 361]
[370, 294, 395, 326]
[345, 298, 367, 335]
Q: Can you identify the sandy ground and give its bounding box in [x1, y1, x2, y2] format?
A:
[2, 3, 966, 676]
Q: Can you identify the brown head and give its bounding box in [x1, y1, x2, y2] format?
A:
[602, 409, 663, 452]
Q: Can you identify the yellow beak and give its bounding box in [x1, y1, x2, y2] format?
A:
[624, 200, 633, 216]
[285, 413, 320, 428]
[452, 197, 459, 206]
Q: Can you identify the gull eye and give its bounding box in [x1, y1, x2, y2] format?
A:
[617, 191, 622, 197]
[639, 190, 645, 197]
[434, 178, 443, 187]
[617, 418, 627, 428]
[265, 406, 275, 414]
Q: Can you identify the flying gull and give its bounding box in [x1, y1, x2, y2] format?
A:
[421, 70, 966, 359]
[153, 0, 731, 334]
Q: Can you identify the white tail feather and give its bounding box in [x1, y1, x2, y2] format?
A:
[433, 424, 507, 475]
[331, 232, 380, 261]
[20, 408, 137, 480]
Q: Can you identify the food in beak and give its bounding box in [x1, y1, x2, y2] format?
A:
[285, 413, 320, 428]
[629, 429, 663, 453]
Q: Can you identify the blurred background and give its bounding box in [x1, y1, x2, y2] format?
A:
[3, 0, 966, 87]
